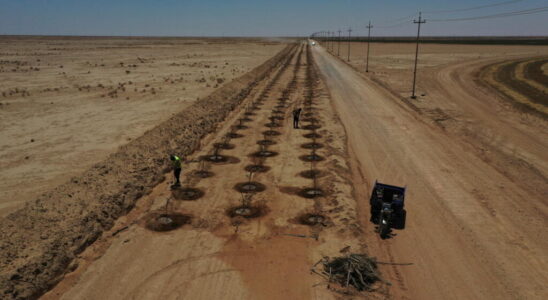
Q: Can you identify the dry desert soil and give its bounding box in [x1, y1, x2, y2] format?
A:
[0, 36, 285, 216]
[1, 38, 547, 300]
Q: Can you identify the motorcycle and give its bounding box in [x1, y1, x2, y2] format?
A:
[378, 202, 393, 238]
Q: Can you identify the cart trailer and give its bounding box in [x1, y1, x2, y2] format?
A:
[369, 181, 407, 231]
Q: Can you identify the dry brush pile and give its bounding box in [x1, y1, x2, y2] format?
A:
[312, 253, 388, 292]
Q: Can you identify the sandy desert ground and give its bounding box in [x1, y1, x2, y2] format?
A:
[0, 37, 285, 216]
[0, 39, 547, 300]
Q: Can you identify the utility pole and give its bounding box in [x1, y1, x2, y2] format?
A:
[347, 27, 352, 62]
[337, 29, 342, 56]
[328, 31, 332, 52]
[331, 31, 334, 52]
[365, 21, 373, 72]
[331, 31, 335, 52]
[411, 12, 426, 99]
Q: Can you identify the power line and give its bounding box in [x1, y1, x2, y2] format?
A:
[376, 19, 414, 28]
[376, 12, 417, 28]
[372, 0, 529, 28]
[430, 6, 548, 22]
[390, 12, 419, 22]
[424, 0, 524, 14]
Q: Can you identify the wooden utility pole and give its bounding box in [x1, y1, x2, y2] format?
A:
[411, 12, 426, 99]
[365, 21, 373, 72]
[337, 29, 342, 56]
[347, 28, 352, 62]
[331, 31, 335, 52]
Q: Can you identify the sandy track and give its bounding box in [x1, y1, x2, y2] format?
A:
[312, 45, 547, 299]
[480, 57, 548, 115]
[41, 43, 371, 299]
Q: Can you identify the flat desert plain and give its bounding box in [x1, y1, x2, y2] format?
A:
[0, 37, 285, 216]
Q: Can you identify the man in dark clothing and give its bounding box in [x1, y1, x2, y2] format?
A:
[170, 154, 182, 187]
[292, 108, 302, 129]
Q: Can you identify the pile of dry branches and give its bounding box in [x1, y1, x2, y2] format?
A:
[312, 254, 387, 291]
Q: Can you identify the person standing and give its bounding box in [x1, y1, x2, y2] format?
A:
[170, 154, 182, 186]
[292, 107, 302, 129]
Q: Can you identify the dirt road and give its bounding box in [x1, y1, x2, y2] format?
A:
[312, 45, 547, 299]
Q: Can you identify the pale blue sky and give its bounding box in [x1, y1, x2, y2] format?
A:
[0, 0, 546, 36]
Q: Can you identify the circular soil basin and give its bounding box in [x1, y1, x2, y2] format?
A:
[257, 139, 276, 146]
[203, 154, 229, 163]
[226, 132, 244, 139]
[244, 112, 255, 116]
[302, 117, 319, 123]
[274, 105, 285, 110]
[253, 150, 279, 158]
[173, 187, 204, 200]
[234, 124, 248, 130]
[193, 170, 214, 178]
[303, 112, 314, 117]
[301, 142, 324, 149]
[227, 205, 264, 219]
[213, 142, 235, 150]
[299, 188, 324, 198]
[299, 213, 327, 226]
[303, 133, 322, 139]
[263, 130, 281, 136]
[234, 181, 266, 193]
[299, 169, 323, 179]
[300, 154, 324, 162]
[265, 122, 281, 128]
[240, 117, 253, 122]
[145, 213, 191, 232]
[245, 165, 271, 173]
[272, 110, 284, 115]
[269, 116, 284, 121]
[303, 124, 321, 130]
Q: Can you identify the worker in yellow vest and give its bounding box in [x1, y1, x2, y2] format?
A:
[170, 154, 182, 186]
